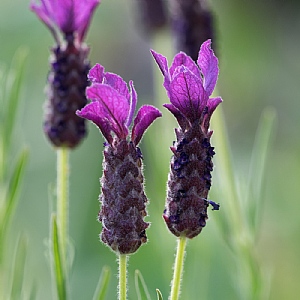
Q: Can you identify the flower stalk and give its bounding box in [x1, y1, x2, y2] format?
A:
[118, 255, 127, 300]
[56, 147, 69, 267]
[152, 40, 221, 299]
[170, 236, 187, 300]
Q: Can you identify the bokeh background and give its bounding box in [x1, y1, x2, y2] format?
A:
[1, 0, 300, 299]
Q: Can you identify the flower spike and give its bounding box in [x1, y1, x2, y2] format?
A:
[77, 65, 162, 254]
[152, 39, 222, 238]
[30, 0, 100, 148]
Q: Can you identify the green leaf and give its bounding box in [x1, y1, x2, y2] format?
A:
[156, 289, 163, 300]
[3, 47, 28, 151]
[135, 270, 152, 300]
[2, 148, 29, 231]
[51, 214, 67, 300]
[27, 283, 37, 300]
[92, 266, 111, 300]
[246, 107, 276, 233]
[9, 234, 27, 300]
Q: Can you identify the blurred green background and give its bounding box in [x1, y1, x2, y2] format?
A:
[1, 0, 300, 299]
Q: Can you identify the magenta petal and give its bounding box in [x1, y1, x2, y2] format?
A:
[150, 49, 171, 89]
[88, 64, 105, 83]
[207, 96, 222, 116]
[132, 105, 162, 145]
[170, 52, 201, 79]
[30, 0, 57, 37]
[76, 103, 113, 144]
[169, 69, 207, 122]
[126, 81, 137, 127]
[86, 84, 129, 138]
[163, 103, 190, 130]
[53, 0, 75, 33]
[31, 0, 99, 41]
[75, 0, 100, 41]
[202, 97, 223, 133]
[197, 39, 219, 96]
[104, 72, 130, 101]
[54, 0, 99, 36]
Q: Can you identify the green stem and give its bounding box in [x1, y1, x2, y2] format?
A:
[56, 147, 69, 268]
[170, 236, 187, 300]
[119, 254, 127, 300]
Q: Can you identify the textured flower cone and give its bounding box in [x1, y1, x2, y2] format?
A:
[163, 122, 214, 238]
[44, 36, 90, 148]
[151, 40, 222, 238]
[135, 0, 168, 33]
[171, 0, 215, 61]
[99, 139, 149, 254]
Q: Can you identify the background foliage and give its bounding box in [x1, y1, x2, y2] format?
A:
[1, 0, 300, 299]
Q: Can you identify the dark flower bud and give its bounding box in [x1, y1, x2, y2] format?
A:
[163, 123, 213, 238]
[170, 0, 216, 61]
[30, 0, 100, 148]
[44, 37, 90, 148]
[100, 140, 149, 254]
[134, 0, 168, 34]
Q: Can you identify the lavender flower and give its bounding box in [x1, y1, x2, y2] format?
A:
[151, 39, 221, 238]
[134, 0, 168, 34]
[77, 64, 162, 254]
[30, 0, 100, 148]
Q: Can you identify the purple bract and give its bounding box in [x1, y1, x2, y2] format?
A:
[30, 0, 100, 43]
[151, 39, 222, 134]
[76, 64, 162, 145]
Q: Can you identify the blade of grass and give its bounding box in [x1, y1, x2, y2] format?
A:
[93, 266, 111, 300]
[0, 148, 28, 265]
[9, 234, 27, 300]
[27, 282, 37, 300]
[135, 270, 151, 300]
[210, 107, 244, 250]
[246, 107, 276, 233]
[51, 213, 67, 300]
[3, 47, 28, 152]
[2, 148, 29, 231]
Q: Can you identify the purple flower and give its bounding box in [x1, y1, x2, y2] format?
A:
[151, 39, 222, 133]
[30, 0, 100, 148]
[77, 65, 162, 254]
[77, 63, 162, 146]
[152, 39, 222, 238]
[30, 0, 100, 43]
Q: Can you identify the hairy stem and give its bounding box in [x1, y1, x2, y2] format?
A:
[170, 236, 187, 300]
[56, 147, 69, 269]
[119, 254, 127, 300]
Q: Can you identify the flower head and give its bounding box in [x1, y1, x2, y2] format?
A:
[77, 64, 162, 146]
[152, 39, 221, 238]
[30, 0, 100, 148]
[77, 65, 161, 254]
[30, 0, 100, 43]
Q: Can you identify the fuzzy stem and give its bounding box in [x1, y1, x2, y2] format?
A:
[56, 147, 69, 268]
[119, 254, 127, 300]
[170, 236, 187, 300]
